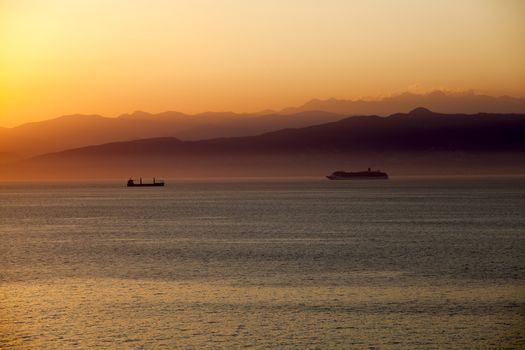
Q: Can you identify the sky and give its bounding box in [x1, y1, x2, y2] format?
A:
[1, 0, 524, 127]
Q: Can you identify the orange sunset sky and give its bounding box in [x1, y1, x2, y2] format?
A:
[1, 0, 524, 127]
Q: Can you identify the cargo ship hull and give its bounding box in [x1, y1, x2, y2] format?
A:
[127, 178, 165, 187]
[127, 183, 164, 187]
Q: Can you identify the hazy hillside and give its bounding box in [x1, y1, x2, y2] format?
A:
[0, 111, 346, 157]
[4, 108, 524, 179]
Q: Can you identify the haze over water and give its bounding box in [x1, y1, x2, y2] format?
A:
[1, 178, 524, 348]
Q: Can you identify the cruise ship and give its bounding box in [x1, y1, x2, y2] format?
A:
[327, 168, 388, 180]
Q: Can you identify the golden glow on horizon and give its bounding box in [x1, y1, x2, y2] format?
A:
[1, 0, 524, 127]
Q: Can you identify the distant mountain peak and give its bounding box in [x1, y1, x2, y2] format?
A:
[408, 107, 434, 116]
[118, 110, 153, 119]
[427, 90, 447, 97]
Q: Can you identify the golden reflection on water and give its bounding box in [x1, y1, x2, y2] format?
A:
[1, 278, 524, 349]
[2, 179, 525, 348]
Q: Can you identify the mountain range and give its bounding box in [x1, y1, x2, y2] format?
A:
[281, 90, 525, 115]
[2, 90, 525, 159]
[4, 108, 524, 179]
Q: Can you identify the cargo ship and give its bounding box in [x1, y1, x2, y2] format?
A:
[127, 178, 165, 187]
[327, 168, 388, 180]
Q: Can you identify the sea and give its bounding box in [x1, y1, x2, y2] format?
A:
[0, 177, 524, 349]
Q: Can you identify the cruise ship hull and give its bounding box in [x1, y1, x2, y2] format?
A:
[327, 175, 388, 180]
[326, 168, 388, 180]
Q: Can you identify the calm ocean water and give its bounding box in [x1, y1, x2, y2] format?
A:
[1, 177, 524, 349]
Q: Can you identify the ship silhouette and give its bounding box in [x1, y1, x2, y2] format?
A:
[327, 168, 388, 180]
[127, 177, 165, 187]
